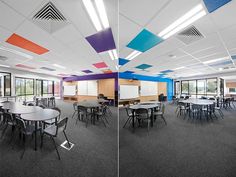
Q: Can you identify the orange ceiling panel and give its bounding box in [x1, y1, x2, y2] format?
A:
[6, 33, 49, 55]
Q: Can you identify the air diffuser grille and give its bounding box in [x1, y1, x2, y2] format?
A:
[176, 26, 204, 45]
[32, 2, 68, 33]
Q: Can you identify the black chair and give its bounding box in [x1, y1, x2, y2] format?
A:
[72, 102, 78, 119]
[123, 105, 134, 128]
[14, 117, 35, 159]
[135, 108, 151, 132]
[27, 103, 34, 106]
[153, 104, 167, 125]
[48, 97, 56, 107]
[176, 102, 189, 118]
[39, 104, 46, 109]
[76, 105, 88, 124]
[214, 103, 224, 119]
[41, 117, 71, 160]
[93, 105, 109, 127]
[1, 112, 16, 139]
[190, 104, 202, 119]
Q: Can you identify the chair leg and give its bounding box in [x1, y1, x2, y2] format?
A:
[20, 135, 26, 159]
[63, 131, 71, 148]
[161, 115, 167, 125]
[123, 117, 131, 128]
[1, 124, 8, 139]
[72, 111, 76, 119]
[40, 133, 44, 148]
[50, 136, 60, 160]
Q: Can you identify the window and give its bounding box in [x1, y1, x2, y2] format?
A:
[229, 88, 236, 93]
[197, 80, 206, 95]
[15, 77, 34, 100]
[181, 81, 189, 94]
[189, 80, 196, 95]
[43, 80, 54, 96]
[0, 72, 11, 96]
[207, 78, 217, 95]
[54, 81, 60, 97]
[36, 80, 42, 96]
[175, 81, 180, 96]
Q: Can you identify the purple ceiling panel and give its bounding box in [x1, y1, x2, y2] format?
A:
[85, 28, 116, 53]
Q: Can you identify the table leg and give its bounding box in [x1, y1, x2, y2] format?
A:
[132, 110, 135, 132]
[34, 121, 37, 151]
[151, 109, 154, 127]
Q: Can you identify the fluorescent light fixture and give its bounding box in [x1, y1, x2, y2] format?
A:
[0, 46, 33, 59]
[219, 68, 223, 71]
[158, 4, 206, 40]
[174, 66, 185, 70]
[0, 64, 10, 68]
[203, 56, 229, 64]
[108, 49, 118, 60]
[112, 49, 118, 59]
[126, 50, 142, 60]
[53, 64, 66, 69]
[95, 0, 109, 29]
[108, 50, 114, 60]
[82, 0, 102, 31]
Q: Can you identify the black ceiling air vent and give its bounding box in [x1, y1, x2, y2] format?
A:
[32, 2, 68, 33]
[176, 25, 204, 45]
[33, 2, 66, 21]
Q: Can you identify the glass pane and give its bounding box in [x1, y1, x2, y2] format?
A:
[25, 79, 34, 95]
[43, 81, 48, 94]
[48, 81, 53, 93]
[4, 75, 11, 96]
[197, 80, 206, 95]
[207, 78, 217, 95]
[175, 82, 180, 96]
[181, 81, 188, 94]
[54, 81, 60, 97]
[15, 78, 25, 96]
[189, 80, 196, 94]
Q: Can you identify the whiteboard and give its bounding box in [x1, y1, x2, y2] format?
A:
[87, 80, 98, 96]
[64, 85, 76, 96]
[77, 81, 87, 95]
[140, 81, 158, 96]
[120, 85, 139, 99]
[77, 80, 98, 96]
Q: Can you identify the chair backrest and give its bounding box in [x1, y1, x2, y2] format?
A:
[192, 104, 202, 110]
[56, 117, 68, 135]
[73, 102, 78, 110]
[27, 103, 34, 106]
[3, 112, 13, 122]
[209, 98, 215, 100]
[39, 104, 46, 109]
[161, 104, 165, 114]
[135, 108, 149, 118]
[77, 105, 87, 113]
[15, 117, 26, 130]
[125, 105, 131, 116]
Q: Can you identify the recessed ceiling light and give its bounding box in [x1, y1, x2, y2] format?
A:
[53, 64, 66, 69]
[0, 46, 33, 59]
[158, 4, 206, 39]
[203, 56, 229, 64]
[126, 50, 142, 60]
[95, 0, 109, 29]
[219, 68, 223, 71]
[0, 64, 10, 68]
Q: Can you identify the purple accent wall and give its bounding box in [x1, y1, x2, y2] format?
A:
[63, 72, 118, 91]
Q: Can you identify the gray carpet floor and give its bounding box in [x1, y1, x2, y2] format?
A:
[0, 100, 118, 177]
[119, 103, 236, 177]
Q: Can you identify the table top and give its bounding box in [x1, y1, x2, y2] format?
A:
[98, 99, 109, 103]
[0, 102, 42, 114]
[129, 104, 159, 110]
[179, 98, 215, 105]
[77, 100, 101, 108]
[21, 109, 60, 121]
[139, 101, 160, 105]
